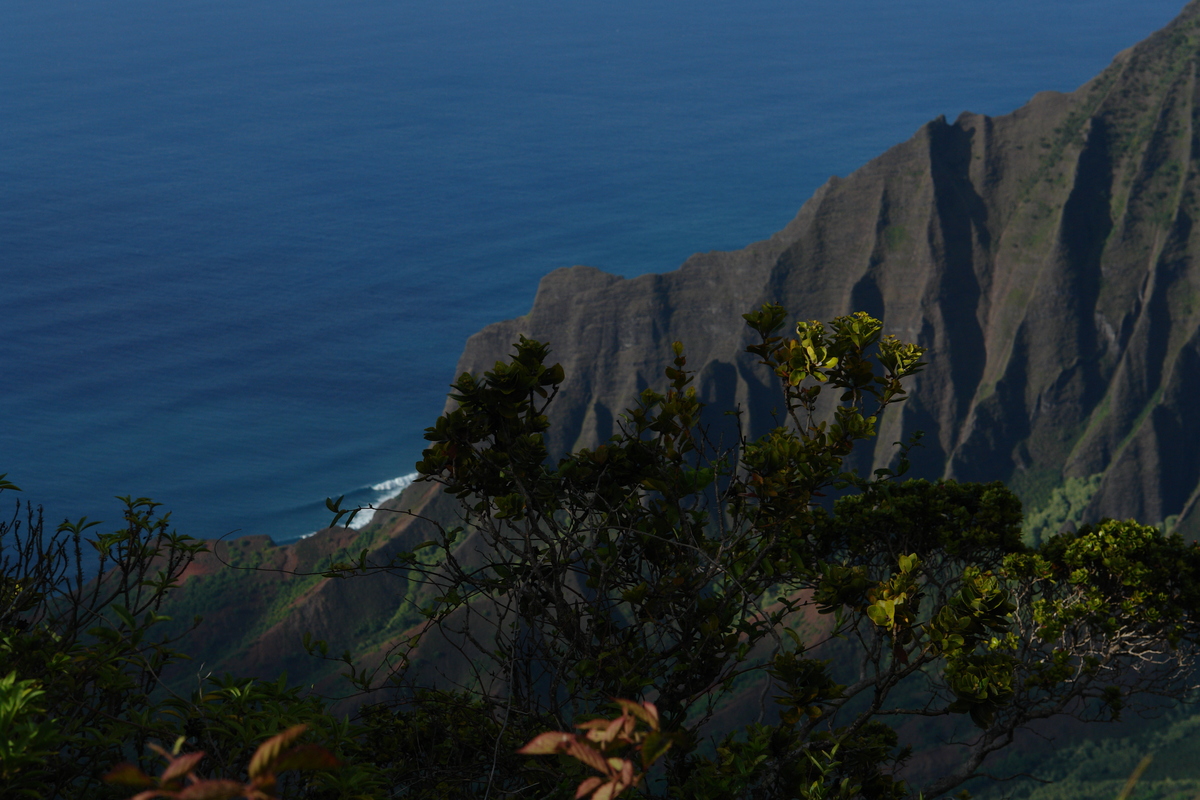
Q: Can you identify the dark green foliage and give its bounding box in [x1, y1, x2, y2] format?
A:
[154, 673, 385, 798]
[351, 690, 570, 798]
[104, 723, 344, 800]
[970, 708, 1200, 800]
[0, 493, 370, 799]
[314, 305, 1200, 798]
[0, 495, 206, 796]
[1020, 473, 1102, 546]
[8, 305, 1200, 799]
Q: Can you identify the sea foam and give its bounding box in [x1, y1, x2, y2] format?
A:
[371, 474, 418, 494]
[348, 472, 420, 530]
[288, 472, 421, 541]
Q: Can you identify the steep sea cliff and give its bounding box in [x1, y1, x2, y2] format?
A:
[454, 1, 1200, 538]
[148, 5, 1200, 762]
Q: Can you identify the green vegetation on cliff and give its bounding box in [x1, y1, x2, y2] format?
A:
[447, 0, 1200, 538]
[10, 307, 1200, 799]
[16, 4, 1200, 795]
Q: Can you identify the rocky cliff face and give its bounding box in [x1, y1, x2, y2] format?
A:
[161, 2, 1200, 694]
[454, 1, 1200, 535]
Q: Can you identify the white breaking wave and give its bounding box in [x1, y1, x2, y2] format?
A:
[280, 472, 422, 543]
[347, 472, 420, 530]
[371, 473, 418, 493]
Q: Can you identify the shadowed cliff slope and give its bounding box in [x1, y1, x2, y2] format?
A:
[139, 11, 1200, 796]
[156, 1, 1200, 733]
[454, 0, 1200, 535]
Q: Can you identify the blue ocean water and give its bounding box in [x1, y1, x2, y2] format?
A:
[0, 0, 1186, 542]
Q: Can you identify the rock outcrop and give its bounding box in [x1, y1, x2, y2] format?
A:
[453, 1, 1200, 535]
[162, 2, 1200, 694]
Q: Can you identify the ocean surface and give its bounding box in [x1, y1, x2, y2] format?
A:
[0, 0, 1188, 542]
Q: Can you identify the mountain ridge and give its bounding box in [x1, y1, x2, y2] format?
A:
[452, 0, 1200, 535]
[155, 0, 1200, 748]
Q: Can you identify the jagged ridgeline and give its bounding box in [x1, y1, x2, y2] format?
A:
[157, 0, 1200, 733]
[455, 0, 1200, 538]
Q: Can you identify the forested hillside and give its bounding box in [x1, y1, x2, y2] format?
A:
[11, 311, 1200, 799]
[12, 3, 1200, 798]
[153, 0, 1200, 791]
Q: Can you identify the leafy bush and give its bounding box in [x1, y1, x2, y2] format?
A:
[0, 670, 60, 797]
[7, 304, 1200, 799]
[0, 491, 206, 796]
[322, 305, 1200, 798]
[0, 488, 368, 798]
[104, 723, 340, 800]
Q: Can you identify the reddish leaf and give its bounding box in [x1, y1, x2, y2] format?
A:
[248, 774, 277, 796]
[592, 781, 621, 800]
[583, 715, 625, 745]
[616, 758, 634, 787]
[575, 718, 612, 731]
[516, 731, 574, 755]
[617, 699, 659, 731]
[248, 724, 308, 779]
[176, 779, 247, 800]
[268, 744, 341, 773]
[147, 743, 173, 761]
[564, 739, 611, 775]
[161, 751, 207, 784]
[103, 763, 157, 788]
[574, 776, 604, 798]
